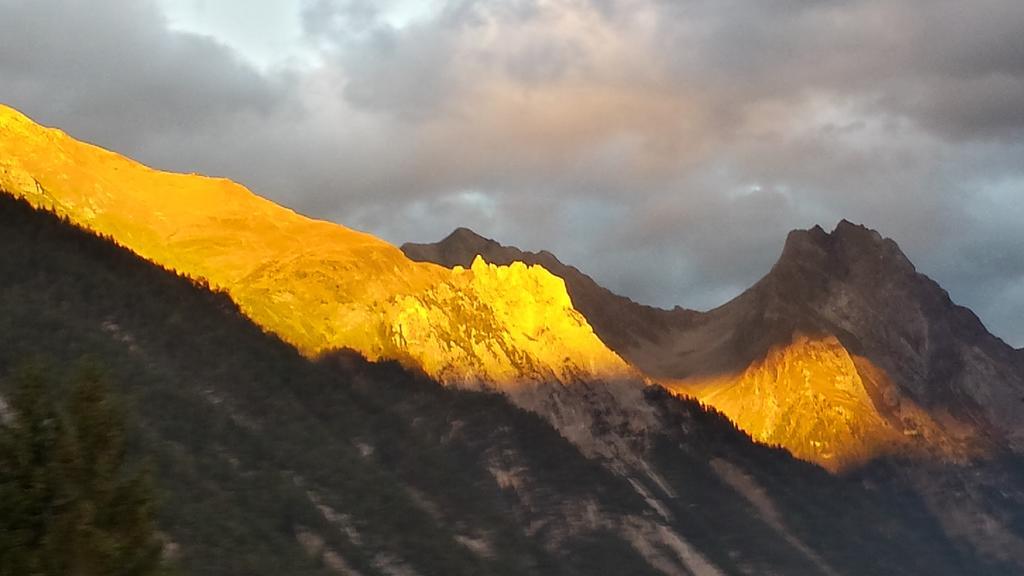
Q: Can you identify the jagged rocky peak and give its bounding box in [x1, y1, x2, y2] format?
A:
[760, 220, 1024, 436]
[403, 227, 694, 354]
[759, 220, 923, 309]
[409, 227, 553, 262]
[777, 220, 916, 278]
[762, 220, 978, 358]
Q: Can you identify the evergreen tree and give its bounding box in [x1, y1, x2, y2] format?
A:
[0, 364, 69, 575]
[0, 362, 165, 576]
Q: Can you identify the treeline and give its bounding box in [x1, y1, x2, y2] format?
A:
[0, 362, 166, 575]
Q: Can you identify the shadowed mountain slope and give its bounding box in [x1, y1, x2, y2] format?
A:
[672, 222, 1022, 464]
[1, 192, 1010, 576]
[0, 193, 666, 576]
[404, 224, 1024, 472]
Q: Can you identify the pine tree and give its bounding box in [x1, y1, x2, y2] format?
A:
[0, 364, 70, 575]
[0, 362, 165, 576]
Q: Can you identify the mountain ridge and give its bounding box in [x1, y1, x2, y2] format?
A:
[3, 190, 1010, 575]
[6, 103, 1024, 572]
[404, 227, 697, 356]
[0, 103, 633, 391]
[0, 103, 669, 514]
[404, 221, 1024, 471]
[0, 192, 679, 576]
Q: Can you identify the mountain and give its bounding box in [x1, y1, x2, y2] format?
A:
[0, 104, 630, 390]
[0, 193, 661, 576]
[404, 228, 696, 353]
[0, 103, 656, 487]
[663, 222, 1023, 468]
[0, 192, 1008, 576]
[403, 223, 1024, 472]
[5, 101, 1024, 573]
[406, 225, 1024, 568]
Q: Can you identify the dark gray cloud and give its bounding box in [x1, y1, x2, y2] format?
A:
[1, 0, 1022, 346]
[0, 0, 285, 151]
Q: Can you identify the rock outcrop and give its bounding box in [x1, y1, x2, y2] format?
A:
[405, 228, 696, 354]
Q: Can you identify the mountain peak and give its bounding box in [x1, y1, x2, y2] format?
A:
[779, 225, 829, 262]
[775, 220, 915, 284]
[444, 226, 491, 243]
[404, 227, 510, 270]
[832, 219, 892, 252]
[783, 219, 886, 251]
[834, 218, 870, 234]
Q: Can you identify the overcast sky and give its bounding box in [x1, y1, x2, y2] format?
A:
[1, 0, 1022, 346]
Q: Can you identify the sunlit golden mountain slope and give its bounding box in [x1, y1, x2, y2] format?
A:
[0, 104, 632, 387]
[673, 334, 971, 472]
[404, 225, 1017, 472]
[653, 224, 1015, 471]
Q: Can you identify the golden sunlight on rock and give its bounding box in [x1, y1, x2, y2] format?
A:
[0, 104, 632, 388]
[666, 334, 972, 472]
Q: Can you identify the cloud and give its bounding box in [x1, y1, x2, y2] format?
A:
[0, 0, 1022, 345]
[0, 0, 284, 150]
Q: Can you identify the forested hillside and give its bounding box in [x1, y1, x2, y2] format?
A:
[0, 193, 659, 576]
[0, 193, 1013, 575]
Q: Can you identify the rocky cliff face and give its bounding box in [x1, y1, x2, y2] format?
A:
[0, 104, 632, 390]
[404, 228, 696, 354]
[405, 222, 1024, 568]
[733, 222, 1023, 448]
[406, 222, 1024, 471]
[642, 221, 1021, 470]
[685, 334, 968, 471]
